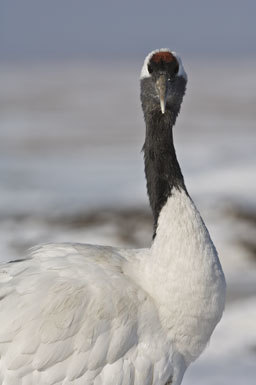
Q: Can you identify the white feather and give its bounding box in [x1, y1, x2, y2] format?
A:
[0, 243, 175, 384]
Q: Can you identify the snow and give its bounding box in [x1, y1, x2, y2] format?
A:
[0, 58, 256, 383]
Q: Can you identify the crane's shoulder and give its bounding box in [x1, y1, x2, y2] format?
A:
[0, 243, 175, 385]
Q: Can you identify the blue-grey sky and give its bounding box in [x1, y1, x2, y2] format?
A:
[1, 0, 255, 61]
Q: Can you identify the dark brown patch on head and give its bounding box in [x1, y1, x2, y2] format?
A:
[151, 51, 175, 64]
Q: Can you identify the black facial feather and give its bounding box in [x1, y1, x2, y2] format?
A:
[148, 58, 179, 78]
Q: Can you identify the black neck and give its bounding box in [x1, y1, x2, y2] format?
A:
[143, 110, 187, 237]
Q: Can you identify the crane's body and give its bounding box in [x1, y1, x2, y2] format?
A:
[0, 244, 176, 385]
[0, 50, 226, 385]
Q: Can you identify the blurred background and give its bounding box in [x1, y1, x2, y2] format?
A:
[0, 0, 256, 383]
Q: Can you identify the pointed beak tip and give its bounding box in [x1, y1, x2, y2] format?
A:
[160, 100, 166, 114]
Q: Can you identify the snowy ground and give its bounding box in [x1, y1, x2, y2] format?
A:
[0, 58, 256, 384]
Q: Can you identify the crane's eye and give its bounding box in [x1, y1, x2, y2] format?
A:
[147, 64, 153, 74]
[174, 64, 179, 75]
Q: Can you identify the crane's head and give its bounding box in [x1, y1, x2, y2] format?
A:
[140, 49, 187, 116]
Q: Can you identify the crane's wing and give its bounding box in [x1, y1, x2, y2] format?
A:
[0, 243, 174, 385]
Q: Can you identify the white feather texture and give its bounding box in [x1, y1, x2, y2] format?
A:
[0, 244, 176, 385]
[0, 189, 225, 385]
[140, 48, 187, 80]
[126, 189, 226, 364]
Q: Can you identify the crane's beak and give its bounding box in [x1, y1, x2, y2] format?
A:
[156, 74, 168, 114]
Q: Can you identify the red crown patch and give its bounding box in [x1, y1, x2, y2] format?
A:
[151, 51, 175, 63]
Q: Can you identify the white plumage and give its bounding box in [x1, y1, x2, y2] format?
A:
[0, 244, 175, 385]
[0, 51, 226, 385]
